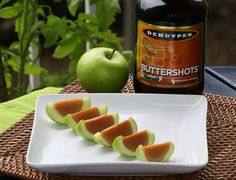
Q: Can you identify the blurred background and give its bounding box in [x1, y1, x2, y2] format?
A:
[206, 0, 236, 66]
[0, 0, 235, 102]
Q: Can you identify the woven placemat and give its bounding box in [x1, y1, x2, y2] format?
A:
[0, 79, 236, 180]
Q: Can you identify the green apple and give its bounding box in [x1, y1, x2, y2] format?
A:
[76, 47, 129, 93]
[93, 117, 137, 147]
[112, 130, 155, 157]
[135, 142, 175, 162]
[76, 113, 119, 140]
[46, 97, 91, 124]
[64, 104, 108, 131]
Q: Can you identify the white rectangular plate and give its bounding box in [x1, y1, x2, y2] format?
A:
[26, 94, 208, 175]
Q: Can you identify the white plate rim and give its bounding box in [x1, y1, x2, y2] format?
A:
[26, 93, 208, 174]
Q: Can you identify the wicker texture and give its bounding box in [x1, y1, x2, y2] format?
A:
[0, 79, 236, 180]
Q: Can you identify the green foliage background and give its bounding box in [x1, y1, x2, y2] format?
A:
[0, 0, 123, 97]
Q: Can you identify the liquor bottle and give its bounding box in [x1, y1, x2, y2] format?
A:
[134, 0, 208, 94]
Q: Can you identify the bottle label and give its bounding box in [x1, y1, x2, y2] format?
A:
[136, 20, 204, 88]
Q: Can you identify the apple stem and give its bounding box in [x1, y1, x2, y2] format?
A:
[108, 49, 116, 60]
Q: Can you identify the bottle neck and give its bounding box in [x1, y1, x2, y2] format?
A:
[137, 0, 207, 27]
[139, 0, 205, 9]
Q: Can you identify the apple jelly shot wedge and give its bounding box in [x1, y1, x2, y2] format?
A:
[46, 97, 91, 124]
[112, 130, 155, 157]
[64, 105, 108, 131]
[93, 117, 137, 147]
[76, 113, 119, 140]
[135, 142, 175, 162]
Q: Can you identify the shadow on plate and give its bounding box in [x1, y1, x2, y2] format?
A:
[79, 138, 97, 147]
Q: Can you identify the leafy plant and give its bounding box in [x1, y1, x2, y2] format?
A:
[0, 0, 123, 98]
[206, 0, 218, 6]
[44, 0, 124, 86]
[0, 0, 45, 96]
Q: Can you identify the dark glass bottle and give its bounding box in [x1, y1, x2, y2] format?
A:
[134, 0, 208, 94]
